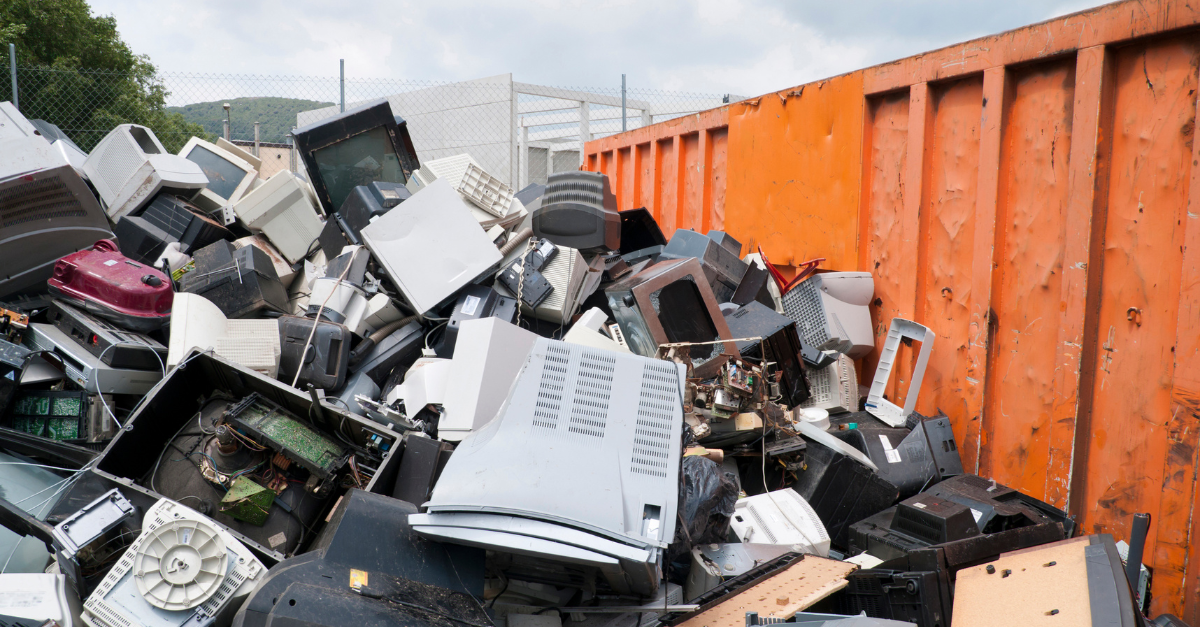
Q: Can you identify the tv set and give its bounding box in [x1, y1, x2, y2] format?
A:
[0, 136, 114, 299]
[605, 257, 741, 379]
[410, 337, 686, 596]
[292, 99, 419, 214]
[659, 229, 748, 302]
[82, 124, 208, 220]
[232, 170, 325, 264]
[178, 137, 260, 212]
[533, 171, 620, 252]
[782, 271, 875, 359]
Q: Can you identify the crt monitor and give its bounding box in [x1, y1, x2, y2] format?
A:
[0, 136, 113, 299]
[82, 124, 208, 220]
[178, 137, 259, 211]
[292, 98, 420, 214]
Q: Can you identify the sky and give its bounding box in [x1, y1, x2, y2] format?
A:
[89, 0, 1113, 98]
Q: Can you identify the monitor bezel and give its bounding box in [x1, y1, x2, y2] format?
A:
[292, 99, 420, 215]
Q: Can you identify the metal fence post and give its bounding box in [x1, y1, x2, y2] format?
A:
[253, 121, 260, 157]
[9, 44, 17, 110]
[339, 59, 345, 113]
[289, 129, 297, 174]
[621, 74, 626, 132]
[578, 100, 589, 166]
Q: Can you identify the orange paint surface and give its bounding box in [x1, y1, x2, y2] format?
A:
[583, 0, 1200, 617]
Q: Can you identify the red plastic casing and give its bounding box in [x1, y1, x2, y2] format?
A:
[47, 239, 173, 332]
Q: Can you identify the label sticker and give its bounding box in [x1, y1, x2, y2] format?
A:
[268, 532, 288, 548]
[349, 569, 369, 590]
[912, 502, 927, 509]
[461, 294, 481, 316]
[970, 508, 983, 523]
[879, 434, 902, 464]
[103, 260, 118, 266]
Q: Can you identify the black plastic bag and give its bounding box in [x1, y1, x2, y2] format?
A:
[667, 455, 740, 582]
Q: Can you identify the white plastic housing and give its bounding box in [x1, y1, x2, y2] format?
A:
[729, 489, 830, 557]
[233, 171, 324, 263]
[865, 317, 935, 427]
[83, 124, 208, 220]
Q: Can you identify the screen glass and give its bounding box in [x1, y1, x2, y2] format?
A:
[185, 145, 248, 201]
[312, 127, 405, 210]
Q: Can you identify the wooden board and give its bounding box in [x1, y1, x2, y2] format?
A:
[953, 537, 1091, 626]
[675, 556, 856, 627]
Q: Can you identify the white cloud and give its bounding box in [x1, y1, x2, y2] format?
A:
[88, 0, 1112, 102]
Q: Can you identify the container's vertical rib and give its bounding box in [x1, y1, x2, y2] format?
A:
[970, 66, 1008, 478]
[1048, 46, 1107, 510]
[699, 129, 713, 234]
[613, 148, 625, 211]
[650, 139, 662, 225]
[904, 83, 933, 415]
[633, 143, 645, 211]
[1168, 57, 1200, 623]
[674, 134, 687, 231]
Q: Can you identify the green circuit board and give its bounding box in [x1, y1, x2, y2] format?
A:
[227, 394, 346, 478]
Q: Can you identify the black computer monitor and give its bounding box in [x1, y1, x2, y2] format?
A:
[292, 99, 419, 214]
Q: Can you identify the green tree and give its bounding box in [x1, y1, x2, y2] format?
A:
[0, 0, 208, 152]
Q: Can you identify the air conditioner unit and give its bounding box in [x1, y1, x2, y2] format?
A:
[232, 171, 325, 264]
[178, 137, 259, 212]
[82, 124, 208, 220]
[168, 293, 281, 377]
[83, 498, 266, 627]
[798, 354, 858, 414]
[782, 272, 875, 359]
[410, 338, 686, 596]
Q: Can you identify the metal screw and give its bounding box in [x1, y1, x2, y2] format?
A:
[1044, 561, 1056, 567]
[1047, 609, 1059, 616]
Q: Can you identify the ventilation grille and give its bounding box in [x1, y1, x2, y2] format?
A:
[0, 176, 86, 226]
[746, 505, 779, 544]
[533, 344, 570, 430]
[141, 197, 195, 239]
[799, 354, 855, 412]
[96, 133, 144, 198]
[567, 350, 615, 440]
[782, 277, 829, 349]
[631, 361, 678, 478]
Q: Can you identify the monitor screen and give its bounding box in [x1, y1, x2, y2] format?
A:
[312, 127, 405, 210]
[656, 279, 719, 344]
[185, 145, 247, 200]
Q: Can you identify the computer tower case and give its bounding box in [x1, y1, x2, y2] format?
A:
[605, 257, 740, 379]
[533, 171, 620, 252]
[410, 338, 687, 596]
[47, 239, 174, 333]
[180, 240, 289, 319]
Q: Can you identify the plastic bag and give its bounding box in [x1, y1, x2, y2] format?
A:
[668, 456, 740, 581]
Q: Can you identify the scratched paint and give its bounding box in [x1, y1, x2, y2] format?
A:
[861, 91, 912, 398]
[983, 59, 1076, 495]
[914, 76, 983, 446]
[1079, 36, 1199, 608]
[583, 2, 1200, 617]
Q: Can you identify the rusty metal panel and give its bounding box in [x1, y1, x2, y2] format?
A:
[861, 91, 912, 397]
[913, 76, 983, 451]
[1077, 36, 1200, 609]
[582, 1, 1200, 616]
[982, 59, 1076, 495]
[723, 73, 866, 269]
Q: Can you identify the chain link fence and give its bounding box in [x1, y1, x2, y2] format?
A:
[3, 65, 734, 188]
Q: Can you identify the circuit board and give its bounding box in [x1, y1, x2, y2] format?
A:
[8, 392, 87, 441]
[226, 394, 347, 478]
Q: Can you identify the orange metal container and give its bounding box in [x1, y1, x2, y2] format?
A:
[585, 0, 1200, 618]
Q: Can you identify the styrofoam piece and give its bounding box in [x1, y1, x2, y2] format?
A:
[232, 171, 324, 263]
[865, 318, 935, 427]
[729, 489, 831, 557]
[794, 419, 879, 472]
[563, 307, 631, 354]
[459, 162, 515, 218]
[441, 318, 540, 441]
[168, 293, 281, 376]
[388, 357, 453, 413]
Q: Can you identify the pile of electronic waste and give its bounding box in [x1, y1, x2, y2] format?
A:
[0, 97, 1178, 627]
